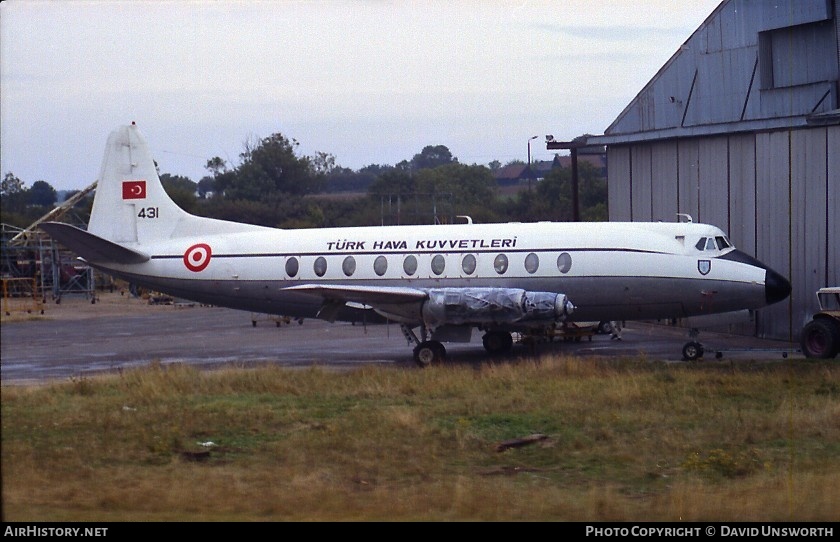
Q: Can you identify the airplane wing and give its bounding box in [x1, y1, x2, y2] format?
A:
[40, 222, 150, 264]
[283, 284, 428, 322]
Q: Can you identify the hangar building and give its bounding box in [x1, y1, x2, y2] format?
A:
[553, 0, 839, 341]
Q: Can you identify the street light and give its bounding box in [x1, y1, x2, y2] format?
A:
[527, 135, 538, 191]
[527, 135, 538, 166]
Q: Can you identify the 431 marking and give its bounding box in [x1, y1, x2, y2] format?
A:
[137, 207, 159, 218]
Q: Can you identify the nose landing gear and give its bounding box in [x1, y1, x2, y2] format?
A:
[682, 328, 704, 361]
[682, 340, 705, 361]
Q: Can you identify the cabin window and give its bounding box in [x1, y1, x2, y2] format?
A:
[285, 257, 299, 278]
[461, 254, 476, 275]
[557, 252, 572, 274]
[342, 256, 356, 277]
[494, 254, 508, 274]
[374, 255, 388, 276]
[313, 256, 327, 277]
[431, 254, 446, 275]
[524, 253, 539, 274]
[403, 255, 418, 276]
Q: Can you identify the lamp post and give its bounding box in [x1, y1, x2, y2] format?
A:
[527, 135, 538, 191]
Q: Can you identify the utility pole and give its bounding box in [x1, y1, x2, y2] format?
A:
[527, 135, 538, 191]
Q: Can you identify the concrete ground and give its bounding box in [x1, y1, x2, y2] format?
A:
[1, 291, 802, 384]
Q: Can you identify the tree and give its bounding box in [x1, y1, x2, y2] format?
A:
[415, 164, 495, 205]
[367, 169, 416, 198]
[0, 172, 28, 225]
[321, 167, 375, 193]
[358, 164, 394, 176]
[501, 161, 608, 222]
[411, 145, 457, 170]
[160, 174, 198, 213]
[310, 151, 339, 176]
[214, 133, 316, 201]
[204, 156, 228, 177]
[28, 180, 57, 207]
[1, 172, 25, 197]
[197, 176, 216, 199]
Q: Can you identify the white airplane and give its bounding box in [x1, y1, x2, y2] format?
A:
[41, 123, 791, 366]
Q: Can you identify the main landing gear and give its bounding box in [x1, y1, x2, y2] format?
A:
[412, 340, 447, 368]
[402, 325, 446, 367]
[401, 325, 515, 367]
[482, 330, 514, 355]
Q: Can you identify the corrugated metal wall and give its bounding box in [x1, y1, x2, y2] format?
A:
[607, 125, 840, 341]
[607, 0, 838, 135]
[755, 131, 792, 340]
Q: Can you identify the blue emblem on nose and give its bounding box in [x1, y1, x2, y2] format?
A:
[698, 260, 711, 275]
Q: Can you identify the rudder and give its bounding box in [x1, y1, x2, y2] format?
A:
[87, 123, 190, 245]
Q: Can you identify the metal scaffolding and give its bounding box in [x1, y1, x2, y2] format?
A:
[1, 181, 100, 305]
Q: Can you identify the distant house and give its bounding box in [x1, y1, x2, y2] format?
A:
[494, 150, 608, 192]
[493, 163, 531, 186]
[552, 150, 607, 177]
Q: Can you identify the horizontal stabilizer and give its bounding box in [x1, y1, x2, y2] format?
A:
[40, 222, 150, 264]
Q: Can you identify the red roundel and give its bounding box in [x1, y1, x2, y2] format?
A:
[183, 243, 212, 272]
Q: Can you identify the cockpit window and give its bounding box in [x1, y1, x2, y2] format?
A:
[696, 236, 732, 252]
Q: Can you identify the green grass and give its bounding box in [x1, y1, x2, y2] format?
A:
[2, 355, 839, 521]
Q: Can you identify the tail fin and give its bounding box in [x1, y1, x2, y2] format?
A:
[87, 123, 263, 246]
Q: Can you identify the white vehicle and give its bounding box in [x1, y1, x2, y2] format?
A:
[800, 287, 840, 359]
[41, 124, 791, 366]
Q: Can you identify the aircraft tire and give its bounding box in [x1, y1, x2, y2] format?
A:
[682, 341, 704, 361]
[413, 340, 446, 368]
[482, 331, 513, 354]
[800, 319, 840, 359]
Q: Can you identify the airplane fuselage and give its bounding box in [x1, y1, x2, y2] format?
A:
[93, 220, 777, 324]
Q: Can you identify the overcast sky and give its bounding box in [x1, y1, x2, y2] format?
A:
[1, 0, 721, 192]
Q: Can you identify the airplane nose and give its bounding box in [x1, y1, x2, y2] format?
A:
[720, 249, 791, 306]
[765, 267, 791, 305]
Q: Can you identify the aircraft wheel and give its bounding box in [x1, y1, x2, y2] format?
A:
[413, 340, 446, 368]
[800, 319, 840, 359]
[482, 331, 513, 354]
[682, 341, 704, 361]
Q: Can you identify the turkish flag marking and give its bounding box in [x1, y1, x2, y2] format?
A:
[122, 180, 147, 199]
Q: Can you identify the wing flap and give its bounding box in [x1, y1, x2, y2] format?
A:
[40, 222, 150, 264]
[283, 284, 428, 305]
[283, 284, 428, 322]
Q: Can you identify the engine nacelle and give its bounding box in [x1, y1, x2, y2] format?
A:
[420, 287, 574, 327]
